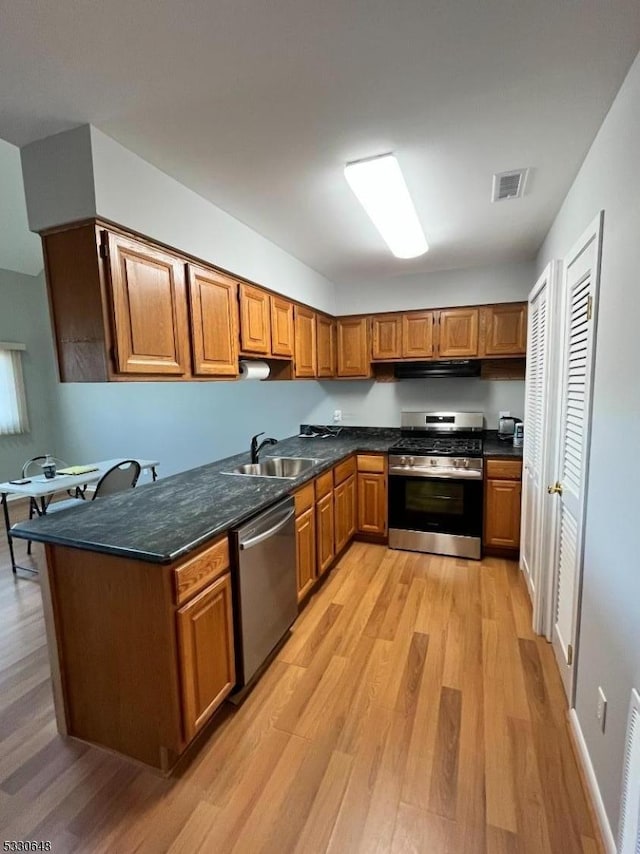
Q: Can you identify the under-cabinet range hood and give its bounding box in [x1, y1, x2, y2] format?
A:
[394, 360, 481, 379]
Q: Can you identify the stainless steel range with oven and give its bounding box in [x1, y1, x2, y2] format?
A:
[388, 411, 484, 560]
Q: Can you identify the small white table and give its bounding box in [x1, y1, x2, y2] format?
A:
[1, 458, 159, 575]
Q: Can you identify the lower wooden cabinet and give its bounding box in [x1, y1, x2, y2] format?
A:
[357, 472, 387, 536]
[176, 572, 235, 741]
[484, 459, 523, 550]
[334, 474, 356, 553]
[295, 507, 317, 601]
[316, 491, 335, 575]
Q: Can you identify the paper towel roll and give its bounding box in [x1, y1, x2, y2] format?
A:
[239, 360, 270, 381]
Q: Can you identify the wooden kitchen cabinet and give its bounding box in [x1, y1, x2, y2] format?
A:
[481, 304, 527, 356]
[294, 305, 317, 377]
[316, 314, 336, 377]
[187, 264, 239, 377]
[403, 311, 435, 358]
[437, 308, 479, 358]
[337, 317, 371, 377]
[177, 572, 235, 741]
[372, 314, 402, 360]
[316, 491, 335, 575]
[295, 507, 316, 601]
[270, 296, 295, 358]
[334, 474, 356, 554]
[357, 472, 387, 536]
[239, 283, 271, 354]
[484, 479, 521, 549]
[106, 231, 190, 375]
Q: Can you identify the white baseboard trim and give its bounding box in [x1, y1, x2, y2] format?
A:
[569, 709, 617, 853]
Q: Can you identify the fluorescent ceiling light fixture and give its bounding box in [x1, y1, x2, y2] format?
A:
[344, 154, 428, 259]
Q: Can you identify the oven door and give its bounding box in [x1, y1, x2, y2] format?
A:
[388, 473, 483, 545]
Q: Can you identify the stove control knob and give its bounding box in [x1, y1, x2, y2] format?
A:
[463, 459, 469, 468]
[430, 458, 437, 466]
[408, 457, 415, 467]
[400, 456, 407, 467]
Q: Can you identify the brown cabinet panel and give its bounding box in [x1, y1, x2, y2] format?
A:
[372, 314, 402, 360]
[333, 455, 356, 486]
[294, 305, 317, 377]
[481, 304, 527, 356]
[356, 454, 386, 473]
[403, 311, 435, 359]
[270, 296, 294, 358]
[334, 474, 356, 554]
[357, 472, 387, 536]
[177, 572, 235, 741]
[316, 314, 336, 378]
[484, 479, 522, 549]
[337, 317, 371, 377]
[239, 283, 271, 354]
[174, 535, 230, 606]
[437, 308, 479, 358]
[296, 507, 316, 602]
[316, 491, 335, 575]
[107, 232, 189, 375]
[187, 265, 239, 377]
[485, 459, 522, 480]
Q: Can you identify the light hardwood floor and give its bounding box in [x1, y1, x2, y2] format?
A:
[0, 523, 601, 853]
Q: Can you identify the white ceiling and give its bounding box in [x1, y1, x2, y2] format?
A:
[1, 0, 639, 285]
[0, 140, 42, 276]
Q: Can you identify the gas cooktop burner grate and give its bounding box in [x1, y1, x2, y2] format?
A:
[388, 436, 484, 457]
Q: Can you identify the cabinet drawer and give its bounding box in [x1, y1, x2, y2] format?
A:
[174, 536, 230, 606]
[357, 454, 386, 474]
[485, 459, 522, 480]
[333, 455, 356, 486]
[294, 482, 315, 515]
[315, 470, 334, 500]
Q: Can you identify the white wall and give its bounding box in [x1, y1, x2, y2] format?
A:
[335, 260, 535, 315]
[308, 378, 524, 431]
[536, 50, 640, 835]
[0, 270, 59, 482]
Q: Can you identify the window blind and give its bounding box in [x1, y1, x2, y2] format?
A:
[0, 343, 29, 436]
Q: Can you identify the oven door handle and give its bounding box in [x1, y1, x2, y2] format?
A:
[388, 468, 482, 480]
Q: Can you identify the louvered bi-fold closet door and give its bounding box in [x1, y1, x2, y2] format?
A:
[521, 266, 551, 617]
[551, 214, 603, 703]
[618, 689, 640, 854]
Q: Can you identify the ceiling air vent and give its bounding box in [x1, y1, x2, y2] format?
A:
[492, 168, 529, 202]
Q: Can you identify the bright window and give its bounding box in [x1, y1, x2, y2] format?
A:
[0, 343, 29, 435]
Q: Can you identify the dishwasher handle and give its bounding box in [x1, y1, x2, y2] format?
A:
[238, 507, 296, 550]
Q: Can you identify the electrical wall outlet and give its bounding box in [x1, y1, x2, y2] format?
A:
[333, 409, 342, 423]
[596, 686, 607, 732]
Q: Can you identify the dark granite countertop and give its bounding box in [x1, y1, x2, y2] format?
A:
[483, 430, 524, 459]
[11, 428, 398, 564]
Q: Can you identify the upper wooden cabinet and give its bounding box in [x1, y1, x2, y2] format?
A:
[437, 308, 479, 358]
[239, 283, 271, 354]
[403, 311, 435, 359]
[316, 314, 336, 378]
[337, 317, 371, 377]
[481, 304, 527, 356]
[270, 295, 294, 358]
[107, 232, 190, 376]
[372, 314, 402, 360]
[294, 306, 317, 377]
[187, 265, 239, 377]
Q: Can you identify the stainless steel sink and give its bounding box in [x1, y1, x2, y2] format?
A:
[223, 457, 321, 479]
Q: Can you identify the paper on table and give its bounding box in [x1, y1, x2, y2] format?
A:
[57, 466, 100, 476]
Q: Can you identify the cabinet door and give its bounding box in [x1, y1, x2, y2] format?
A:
[437, 308, 479, 358]
[482, 304, 527, 356]
[337, 317, 370, 377]
[357, 472, 387, 536]
[294, 306, 317, 377]
[484, 479, 522, 548]
[270, 296, 294, 357]
[187, 265, 239, 376]
[334, 480, 348, 554]
[371, 314, 402, 360]
[345, 474, 356, 542]
[239, 283, 271, 354]
[296, 507, 316, 602]
[316, 315, 336, 377]
[177, 573, 235, 741]
[316, 491, 335, 575]
[402, 311, 435, 359]
[106, 232, 189, 375]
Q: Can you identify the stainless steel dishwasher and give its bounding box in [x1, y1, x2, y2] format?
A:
[231, 496, 297, 692]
